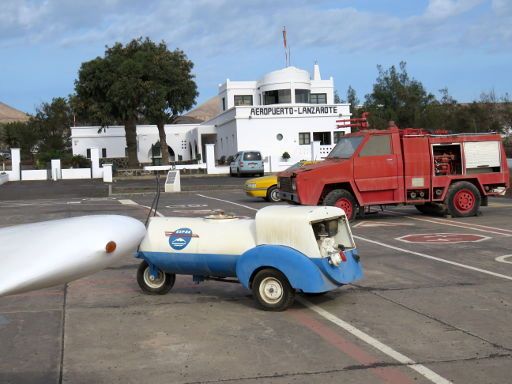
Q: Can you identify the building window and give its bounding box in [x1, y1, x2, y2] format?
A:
[313, 131, 332, 145]
[359, 135, 392, 156]
[222, 97, 226, 111]
[333, 131, 345, 143]
[299, 132, 311, 145]
[86, 148, 91, 159]
[263, 89, 291, 105]
[234, 95, 253, 106]
[295, 89, 310, 103]
[311, 93, 327, 104]
[102, 148, 107, 158]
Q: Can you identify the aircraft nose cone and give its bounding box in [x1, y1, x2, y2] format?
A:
[99, 215, 146, 257]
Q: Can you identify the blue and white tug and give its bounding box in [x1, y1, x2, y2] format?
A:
[136, 205, 363, 311]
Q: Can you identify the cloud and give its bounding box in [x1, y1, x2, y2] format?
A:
[1, 0, 511, 54]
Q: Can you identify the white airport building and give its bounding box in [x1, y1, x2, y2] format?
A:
[71, 64, 351, 172]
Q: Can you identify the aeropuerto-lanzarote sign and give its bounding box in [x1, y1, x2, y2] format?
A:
[249, 105, 339, 117]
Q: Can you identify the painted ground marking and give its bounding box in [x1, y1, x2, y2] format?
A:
[355, 235, 512, 282]
[119, 199, 138, 205]
[198, 194, 452, 384]
[196, 194, 258, 211]
[297, 298, 453, 384]
[353, 221, 415, 228]
[385, 210, 512, 237]
[117, 199, 164, 216]
[495, 255, 512, 264]
[396, 233, 490, 244]
[165, 204, 208, 209]
[290, 310, 415, 384]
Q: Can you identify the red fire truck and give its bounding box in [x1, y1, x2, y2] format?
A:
[278, 117, 510, 220]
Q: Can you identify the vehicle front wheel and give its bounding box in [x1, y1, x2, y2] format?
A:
[252, 269, 295, 311]
[323, 189, 357, 220]
[137, 261, 175, 295]
[266, 186, 281, 202]
[445, 181, 481, 217]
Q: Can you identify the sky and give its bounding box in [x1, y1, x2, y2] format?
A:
[1, 0, 511, 114]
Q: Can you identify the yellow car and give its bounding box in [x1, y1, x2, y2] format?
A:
[244, 161, 319, 202]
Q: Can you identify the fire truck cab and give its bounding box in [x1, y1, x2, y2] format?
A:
[278, 123, 510, 220]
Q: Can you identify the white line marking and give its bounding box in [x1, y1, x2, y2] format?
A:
[385, 210, 512, 237]
[353, 220, 415, 228]
[395, 233, 491, 244]
[119, 199, 138, 205]
[298, 297, 453, 384]
[354, 235, 512, 281]
[196, 194, 258, 211]
[495, 255, 512, 264]
[117, 199, 164, 217]
[444, 221, 512, 234]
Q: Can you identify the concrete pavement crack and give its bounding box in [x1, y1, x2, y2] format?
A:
[369, 290, 512, 353]
[181, 353, 511, 384]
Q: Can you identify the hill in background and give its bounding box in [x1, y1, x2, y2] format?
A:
[0, 102, 29, 124]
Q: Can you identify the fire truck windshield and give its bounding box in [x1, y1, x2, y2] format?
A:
[327, 136, 364, 159]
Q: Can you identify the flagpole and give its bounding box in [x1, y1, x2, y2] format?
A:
[282, 26, 288, 67]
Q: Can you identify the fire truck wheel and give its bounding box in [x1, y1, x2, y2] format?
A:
[137, 261, 175, 295]
[323, 189, 357, 220]
[445, 181, 481, 217]
[266, 186, 281, 202]
[252, 269, 295, 311]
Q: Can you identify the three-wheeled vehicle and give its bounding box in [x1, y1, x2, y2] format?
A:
[136, 205, 362, 311]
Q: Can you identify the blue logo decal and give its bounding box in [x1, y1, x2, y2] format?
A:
[165, 228, 198, 250]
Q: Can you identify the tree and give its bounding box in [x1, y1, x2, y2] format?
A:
[334, 90, 343, 104]
[346, 86, 360, 116]
[31, 97, 73, 153]
[74, 37, 197, 167]
[141, 44, 198, 164]
[364, 61, 435, 129]
[1, 121, 39, 156]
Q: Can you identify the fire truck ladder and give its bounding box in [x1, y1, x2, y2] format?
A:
[336, 112, 369, 130]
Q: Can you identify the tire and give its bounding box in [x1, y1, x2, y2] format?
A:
[445, 181, 481, 217]
[137, 261, 175, 295]
[266, 186, 281, 202]
[236, 168, 241, 177]
[323, 189, 357, 221]
[229, 168, 233, 177]
[252, 269, 295, 311]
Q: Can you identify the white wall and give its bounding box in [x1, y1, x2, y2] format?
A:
[62, 168, 92, 179]
[71, 126, 126, 159]
[233, 107, 350, 165]
[7, 148, 21, 181]
[21, 170, 48, 181]
[137, 124, 201, 163]
[0, 173, 8, 185]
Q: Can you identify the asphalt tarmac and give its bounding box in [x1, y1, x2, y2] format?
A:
[1, 179, 511, 384]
